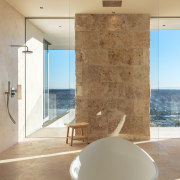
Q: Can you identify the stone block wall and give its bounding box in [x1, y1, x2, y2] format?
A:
[75, 14, 150, 141]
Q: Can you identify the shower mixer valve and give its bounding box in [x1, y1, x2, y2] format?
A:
[10, 87, 17, 97]
[5, 81, 17, 98]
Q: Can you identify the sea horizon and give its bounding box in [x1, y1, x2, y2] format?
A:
[49, 88, 180, 90]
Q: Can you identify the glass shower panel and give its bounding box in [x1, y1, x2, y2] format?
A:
[150, 27, 160, 139]
[49, 50, 70, 121]
[149, 0, 160, 140]
[25, 18, 75, 137]
[43, 39, 51, 121]
[48, 18, 75, 126]
[69, 19, 76, 125]
[158, 27, 180, 138]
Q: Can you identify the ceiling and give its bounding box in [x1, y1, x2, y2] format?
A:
[28, 19, 75, 50]
[151, 18, 180, 30]
[6, 0, 180, 49]
[26, 18, 180, 51]
[5, 0, 180, 18]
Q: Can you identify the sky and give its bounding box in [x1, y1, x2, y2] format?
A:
[150, 30, 180, 89]
[48, 30, 180, 89]
[49, 50, 75, 89]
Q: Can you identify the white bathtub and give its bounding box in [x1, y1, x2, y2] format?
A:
[70, 137, 158, 180]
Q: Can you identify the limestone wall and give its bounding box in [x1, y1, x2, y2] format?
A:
[75, 14, 150, 141]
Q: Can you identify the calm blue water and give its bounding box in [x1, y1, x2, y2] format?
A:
[151, 89, 180, 127]
[49, 89, 75, 110]
[49, 89, 180, 127]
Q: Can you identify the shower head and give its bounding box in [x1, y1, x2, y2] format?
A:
[22, 50, 33, 54]
[22, 46, 33, 54]
[10, 45, 33, 54]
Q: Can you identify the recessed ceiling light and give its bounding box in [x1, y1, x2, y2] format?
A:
[40, 6, 44, 9]
[103, 0, 122, 7]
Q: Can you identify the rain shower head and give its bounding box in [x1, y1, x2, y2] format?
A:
[22, 50, 33, 54]
[22, 48, 33, 54]
[10, 45, 33, 54]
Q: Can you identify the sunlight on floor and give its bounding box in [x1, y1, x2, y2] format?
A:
[134, 138, 168, 145]
[0, 150, 81, 164]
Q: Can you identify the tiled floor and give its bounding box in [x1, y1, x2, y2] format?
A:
[0, 138, 180, 180]
[137, 139, 180, 180]
[28, 127, 67, 138]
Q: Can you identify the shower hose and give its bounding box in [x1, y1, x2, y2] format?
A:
[6, 93, 16, 124]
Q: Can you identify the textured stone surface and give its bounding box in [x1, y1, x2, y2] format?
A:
[75, 14, 150, 141]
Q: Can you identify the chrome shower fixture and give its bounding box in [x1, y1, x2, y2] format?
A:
[5, 81, 17, 98]
[5, 81, 16, 124]
[10, 44, 33, 54]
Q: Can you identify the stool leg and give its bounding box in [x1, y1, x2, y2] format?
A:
[82, 128, 84, 142]
[66, 127, 69, 144]
[86, 127, 89, 144]
[71, 128, 74, 146]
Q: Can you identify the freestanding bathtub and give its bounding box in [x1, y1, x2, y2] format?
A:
[70, 137, 158, 180]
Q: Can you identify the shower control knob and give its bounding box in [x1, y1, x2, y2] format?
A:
[11, 88, 17, 98]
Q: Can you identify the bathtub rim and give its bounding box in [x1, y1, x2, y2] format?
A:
[70, 137, 159, 180]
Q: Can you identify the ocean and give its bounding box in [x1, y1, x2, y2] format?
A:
[151, 89, 180, 127]
[49, 89, 180, 127]
[49, 89, 75, 119]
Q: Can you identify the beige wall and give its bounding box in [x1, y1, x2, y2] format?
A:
[26, 20, 44, 136]
[0, 0, 25, 152]
[75, 14, 150, 141]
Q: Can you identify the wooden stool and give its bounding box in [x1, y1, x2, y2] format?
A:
[65, 122, 89, 146]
